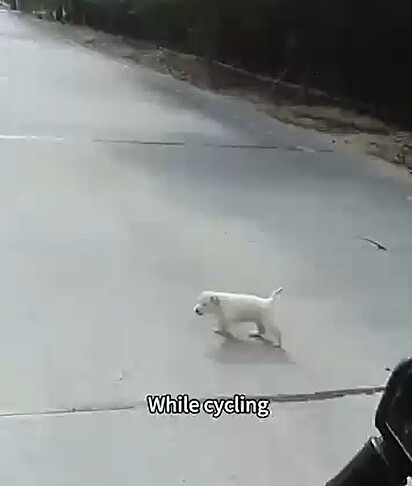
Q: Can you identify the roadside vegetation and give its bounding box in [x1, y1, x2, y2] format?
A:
[10, 0, 412, 169]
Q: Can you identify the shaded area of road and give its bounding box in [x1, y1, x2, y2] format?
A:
[0, 7, 412, 485]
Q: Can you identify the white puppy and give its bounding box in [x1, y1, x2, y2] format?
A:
[194, 288, 284, 347]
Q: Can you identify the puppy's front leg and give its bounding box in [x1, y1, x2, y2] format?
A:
[214, 315, 234, 339]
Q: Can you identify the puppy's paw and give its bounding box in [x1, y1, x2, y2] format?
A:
[214, 329, 234, 339]
[251, 333, 282, 348]
[249, 330, 264, 339]
[214, 329, 226, 337]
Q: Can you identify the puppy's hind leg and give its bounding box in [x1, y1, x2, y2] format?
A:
[270, 323, 282, 348]
[249, 318, 266, 339]
[251, 316, 282, 348]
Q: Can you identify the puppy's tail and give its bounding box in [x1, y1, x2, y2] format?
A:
[269, 287, 283, 302]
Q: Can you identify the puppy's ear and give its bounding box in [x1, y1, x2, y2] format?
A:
[210, 295, 221, 306]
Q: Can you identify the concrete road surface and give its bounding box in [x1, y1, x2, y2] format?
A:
[0, 6, 412, 485]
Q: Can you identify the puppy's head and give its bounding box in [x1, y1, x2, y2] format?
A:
[194, 292, 221, 316]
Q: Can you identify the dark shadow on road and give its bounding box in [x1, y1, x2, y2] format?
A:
[206, 337, 295, 365]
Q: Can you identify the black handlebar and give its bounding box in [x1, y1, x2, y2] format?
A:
[325, 358, 412, 486]
[326, 437, 404, 486]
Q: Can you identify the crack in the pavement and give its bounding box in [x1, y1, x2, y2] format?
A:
[93, 138, 334, 153]
[0, 385, 384, 419]
[240, 385, 385, 403]
[207, 143, 333, 153]
[0, 134, 333, 153]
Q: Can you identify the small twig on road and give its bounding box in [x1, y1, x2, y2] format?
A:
[360, 237, 388, 251]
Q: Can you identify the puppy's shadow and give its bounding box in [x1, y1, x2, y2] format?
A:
[206, 336, 294, 365]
